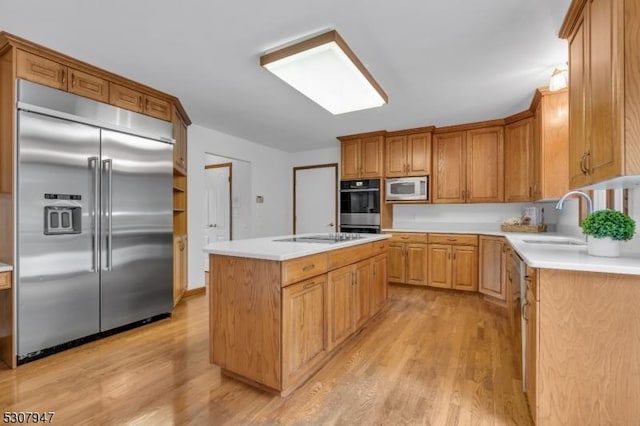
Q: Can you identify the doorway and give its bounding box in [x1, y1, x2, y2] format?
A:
[293, 163, 338, 234]
[204, 162, 232, 253]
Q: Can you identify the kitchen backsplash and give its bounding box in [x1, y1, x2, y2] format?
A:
[393, 202, 559, 231]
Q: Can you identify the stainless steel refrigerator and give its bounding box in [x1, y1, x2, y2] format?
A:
[16, 80, 174, 362]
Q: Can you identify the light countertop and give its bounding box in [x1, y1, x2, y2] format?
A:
[383, 225, 640, 276]
[204, 233, 390, 261]
[0, 263, 13, 272]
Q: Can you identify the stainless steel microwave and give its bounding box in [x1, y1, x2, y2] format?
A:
[385, 176, 428, 201]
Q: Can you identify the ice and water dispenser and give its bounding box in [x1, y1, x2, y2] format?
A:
[43, 193, 82, 235]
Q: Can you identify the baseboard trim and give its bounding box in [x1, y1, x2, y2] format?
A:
[184, 287, 206, 298]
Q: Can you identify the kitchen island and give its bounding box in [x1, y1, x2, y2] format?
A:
[204, 233, 389, 396]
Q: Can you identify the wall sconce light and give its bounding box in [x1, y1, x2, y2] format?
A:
[260, 30, 388, 115]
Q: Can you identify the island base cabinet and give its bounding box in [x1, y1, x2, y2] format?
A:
[282, 276, 328, 390]
[531, 269, 640, 425]
[209, 240, 388, 396]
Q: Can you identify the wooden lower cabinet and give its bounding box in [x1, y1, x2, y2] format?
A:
[282, 276, 328, 390]
[173, 235, 187, 306]
[386, 233, 427, 286]
[427, 236, 478, 291]
[209, 240, 388, 396]
[524, 267, 537, 423]
[370, 254, 387, 313]
[479, 236, 507, 300]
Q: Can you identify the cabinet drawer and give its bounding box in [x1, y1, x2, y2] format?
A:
[144, 94, 172, 121]
[68, 68, 109, 103]
[16, 49, 67, 90]
[0, 271, 11, 290]
[282, 253, 328, 286]
[428, 233, 478, 246]
[372, 239, 388, 255]
[329, 243, 373, 270]
[388, 232, 426, 243]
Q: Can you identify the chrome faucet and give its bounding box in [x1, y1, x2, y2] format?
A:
[555, 190, 594, 215]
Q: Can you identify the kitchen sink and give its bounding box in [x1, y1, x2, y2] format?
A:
[522, 238, 586, 246]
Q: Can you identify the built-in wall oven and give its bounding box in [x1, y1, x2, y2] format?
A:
[339, 179, 380, 234]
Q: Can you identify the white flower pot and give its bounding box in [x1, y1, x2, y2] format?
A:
[587, 236, 620, 257]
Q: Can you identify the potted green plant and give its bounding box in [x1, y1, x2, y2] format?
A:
[581, 209, 636, 257]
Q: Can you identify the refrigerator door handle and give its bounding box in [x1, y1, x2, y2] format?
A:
[89, 156, 100, 273]
[103, 158, 113, 271]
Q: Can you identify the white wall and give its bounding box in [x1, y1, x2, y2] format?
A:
[187, 125, 291, 288]
[393, 202, 559, 231]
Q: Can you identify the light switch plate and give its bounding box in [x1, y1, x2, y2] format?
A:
[256, 195, 264, 204]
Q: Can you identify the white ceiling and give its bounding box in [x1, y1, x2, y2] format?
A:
[0, 0, 571, 153]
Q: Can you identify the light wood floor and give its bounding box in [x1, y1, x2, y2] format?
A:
[0, 286, 532, 425]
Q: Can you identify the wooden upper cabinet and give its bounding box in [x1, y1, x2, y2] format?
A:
[531, 89, 569, 200]
[16, 49, 67, 90]
[432, 132, 466, 203]
[560, 0, 640, 187]
[385, 135, 406, 177]
[109, 83, 171, 121]
[143, 94, 172, 121]
[68, 67, 109, 103]
[466, 126, 504, 203]
[385, 131, 432, 177]
[173, 108, 188, 175]
[432, 126, 503, 203]
[504, 118, 534, 202]
[339, 134, 384, 180]
[110, 83, 144, 113]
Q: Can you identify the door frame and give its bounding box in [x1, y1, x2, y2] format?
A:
[293, 163, 338, 234]
[204, 162, 233, 240]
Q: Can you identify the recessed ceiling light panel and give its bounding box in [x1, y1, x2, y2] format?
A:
[260, 30, 388, 115]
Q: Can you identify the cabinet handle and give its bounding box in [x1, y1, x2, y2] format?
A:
[522, 302, 529, 321]
[71, 73, 75, 87]
[580, 152, 589, 175]
[448, 252, 451, 260]
[60, 69, 66, 84]
[529, 186, 532, 198]
[453, 251, 456, 260]
[447, 238, 456, 242]
[303, 281, 316, 290]
[401, 236, 409, 239]
[302, 264, 315, 272]
[585, 151, 591, 175]
[138, 96, 143, 108]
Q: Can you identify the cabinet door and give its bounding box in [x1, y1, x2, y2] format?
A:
[353, 260, 371, 329]
[327, 266, 354, 350]
[451, 245, 478, 291]
[525, 273, 538, 423]
[505, 119, 533, 202]
[370, 254, 387, 314]
[340, 139, 360, 180]
[432, 132, 466, 203]
[16, 49, 67, 90]
[568, 13, 590, 188]
[539, 92, 570, 199]
[360, 136, 383, 178]
[406, 132, 432, 176]
[68, 68, 109, 103]
[427, 244, 451, 288]
[385, 135, 407, 177]
[173, 110, 188, 174]
[173, 235, 186, 306]
[587, 0, 620, 183]
[144, 94, 172, 121]
[282, 276, 327, 389]
[406, 243, 427, 286]
[479, 236, 506, 300]
[466, 126, 504, 203]
[109, 83, 144, 113]
[387, 242, 405, 283]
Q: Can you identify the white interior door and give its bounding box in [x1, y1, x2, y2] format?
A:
[295, 165, 337, 234]
[204, 165, 231, 270]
